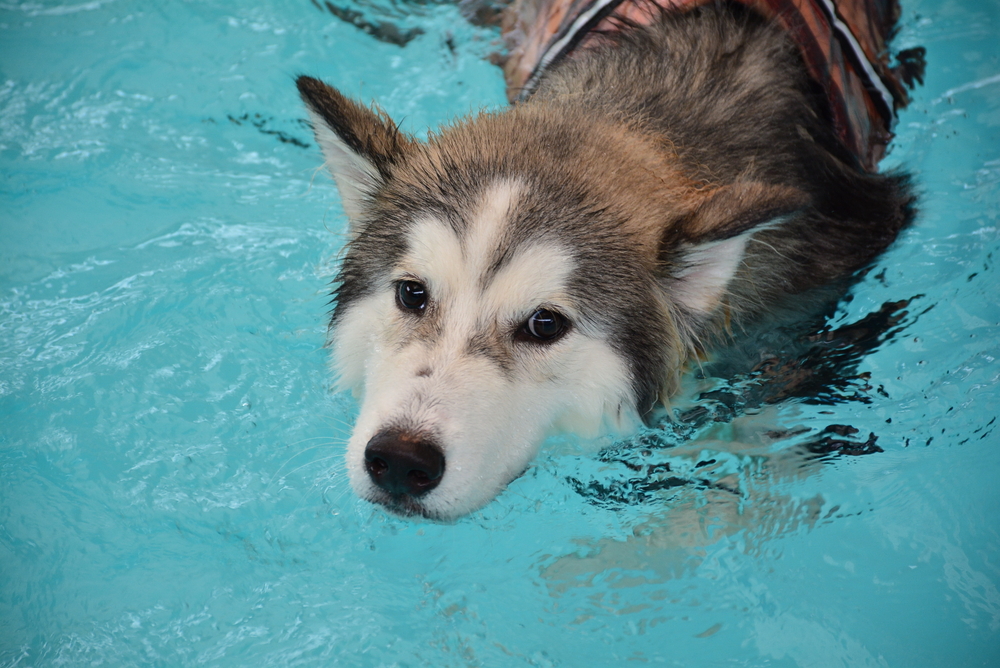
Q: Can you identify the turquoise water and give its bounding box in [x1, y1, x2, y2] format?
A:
[1, 0, 998, 666]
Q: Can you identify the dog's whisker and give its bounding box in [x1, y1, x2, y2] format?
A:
[265, 443, 342, 491]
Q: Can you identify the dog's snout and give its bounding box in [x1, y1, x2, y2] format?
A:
[364, 430, 445, 497]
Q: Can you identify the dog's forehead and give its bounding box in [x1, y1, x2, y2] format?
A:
[398, 179, 576, 313]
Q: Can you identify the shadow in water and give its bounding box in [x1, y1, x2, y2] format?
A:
[569, 295, 929, 512]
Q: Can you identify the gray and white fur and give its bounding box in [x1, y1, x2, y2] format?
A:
[296, 5, 914, 520]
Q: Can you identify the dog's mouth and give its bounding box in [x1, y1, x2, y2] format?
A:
[364, 466, 533, 521]
[365, 489, 441, 520]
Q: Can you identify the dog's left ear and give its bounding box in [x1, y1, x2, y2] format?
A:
[660, 182, 810, 316]
[297, 76, 412, 221]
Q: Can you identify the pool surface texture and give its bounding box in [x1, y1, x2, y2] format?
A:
[2, 1, 999, 666]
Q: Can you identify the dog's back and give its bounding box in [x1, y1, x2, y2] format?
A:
[524, 7, 914, 361]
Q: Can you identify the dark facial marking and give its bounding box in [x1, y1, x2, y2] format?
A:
[466, 329, 515, 375]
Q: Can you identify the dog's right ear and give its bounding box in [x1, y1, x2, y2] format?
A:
[296, 76, 412, 221]
[659, 181, 810, 317]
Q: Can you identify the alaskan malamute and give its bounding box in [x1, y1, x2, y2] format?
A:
[297, 0, 922, 519]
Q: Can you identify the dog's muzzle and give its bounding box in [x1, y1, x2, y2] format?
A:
[364, 429, 445, 498]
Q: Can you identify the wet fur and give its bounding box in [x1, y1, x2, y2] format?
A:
[297, 5, 914, 519]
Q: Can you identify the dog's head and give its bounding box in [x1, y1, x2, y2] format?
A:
[297, 76, 807, 519]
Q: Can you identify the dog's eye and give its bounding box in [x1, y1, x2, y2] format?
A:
[519, 308, 568, 343]
[396, 280, 428, 312]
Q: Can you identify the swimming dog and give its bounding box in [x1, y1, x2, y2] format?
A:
[297, 0, 922, 519]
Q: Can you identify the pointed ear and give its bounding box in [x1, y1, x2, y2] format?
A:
[660, 182, 810, 316]
[296, 76, 412, 221]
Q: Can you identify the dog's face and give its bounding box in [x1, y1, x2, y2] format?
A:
[334, 184, 644, 518]
[297, 77, 807, 520]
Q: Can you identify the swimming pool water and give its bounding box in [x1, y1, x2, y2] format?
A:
[1, 1, 998, 666]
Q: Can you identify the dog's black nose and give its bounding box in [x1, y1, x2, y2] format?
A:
[364, 430, 445, 497]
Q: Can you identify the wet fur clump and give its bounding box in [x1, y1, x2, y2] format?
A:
[296, 5, 915, 520]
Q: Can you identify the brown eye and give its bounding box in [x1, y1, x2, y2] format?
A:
[519, 308, 568, 343]
[396, 280, 428, 312]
